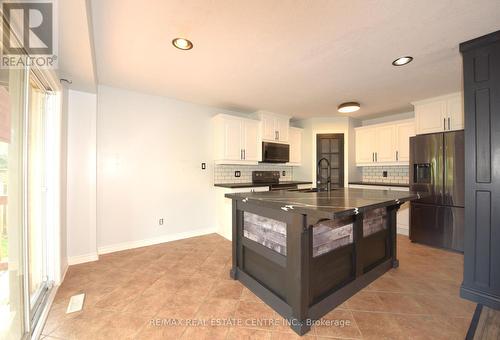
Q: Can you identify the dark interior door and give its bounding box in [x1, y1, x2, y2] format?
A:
[316, 134, 344, 190]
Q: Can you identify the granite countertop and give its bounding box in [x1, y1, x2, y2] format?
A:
[225, 188, 421, 220]
[214, 181, 312, 189]
[348, 181, 410, 188]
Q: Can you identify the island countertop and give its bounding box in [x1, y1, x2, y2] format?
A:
[225, 187, 421, 220]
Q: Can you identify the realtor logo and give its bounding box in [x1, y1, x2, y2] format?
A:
[1, 0, 58, 68]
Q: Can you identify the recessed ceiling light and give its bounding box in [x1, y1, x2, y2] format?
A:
[392, 56, 413, 66]
[172, 37, 193, 50]
[338, 102, 360, 113]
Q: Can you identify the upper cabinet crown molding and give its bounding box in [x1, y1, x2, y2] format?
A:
[355, 118, 415, 166]
[412, 92, 464, 135]
[253, 111, 290, 143]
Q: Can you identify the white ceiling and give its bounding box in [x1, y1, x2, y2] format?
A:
[89, 0, 500, 119]
[58, 0, 97, 93]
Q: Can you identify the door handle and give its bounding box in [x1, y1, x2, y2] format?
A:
[277, 131, 280, 140]
[448, 117, 451, 130]
[444, 118, 446, 131]
[275, 131, 278, 140]
[376, 152, 378, 162]
[396, 151, 398, 161]
[241, 149, 243, 160]
[243, 149, 246, 160]
[372, 153, 374, 162]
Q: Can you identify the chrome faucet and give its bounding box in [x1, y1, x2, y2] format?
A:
[316, 157, 331, 192]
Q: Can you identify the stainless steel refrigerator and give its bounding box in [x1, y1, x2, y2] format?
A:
[409, 130, 464, 252]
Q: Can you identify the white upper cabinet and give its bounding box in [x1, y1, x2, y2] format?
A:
[447, 94, 464, 131]
[255, 111, 290, 143]
[395, 121, 415, 162]
[242, 119, 259, 162]
[355, 128, 377, 164]
[375, 125, 396, 162]
[288, 127, 303, 165]
[213, 114, 260, 165]
[414, 100, 447, 134]
[413, 92, 464, 134]
[355, 119, 415, 166]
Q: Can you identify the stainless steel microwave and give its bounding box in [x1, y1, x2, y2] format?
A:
[262, 142, 289, 163]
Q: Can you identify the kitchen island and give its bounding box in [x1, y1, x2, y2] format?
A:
[225, 188, 421, 335]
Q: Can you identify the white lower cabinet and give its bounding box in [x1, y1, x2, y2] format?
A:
[215, 186, 269, 240]
[348, 184, 410, 236]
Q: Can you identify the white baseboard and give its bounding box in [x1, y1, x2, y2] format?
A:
[397, 225, 409, 236]
[97, 227, 217, 255]
[67, 253, 99, 266]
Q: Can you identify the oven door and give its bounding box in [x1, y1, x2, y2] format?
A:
[262, 142, 289, 163]
[270, 184, 298, 191]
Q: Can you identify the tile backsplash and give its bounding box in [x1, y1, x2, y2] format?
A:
[361, 166, 409, 184]
[214, 164, 293, 184]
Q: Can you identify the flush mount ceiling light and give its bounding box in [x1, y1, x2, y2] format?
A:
[392, 56, 413, 66]
[338, 102, 360, 113]
[172, 37, 193, 50]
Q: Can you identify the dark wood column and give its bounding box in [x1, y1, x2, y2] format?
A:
[460, 30, 500, 310]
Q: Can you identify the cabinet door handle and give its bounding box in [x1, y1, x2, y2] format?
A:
[277, 131, 280, 140]
[376, 152, 378, 162]
[243, 149, 246, 160]
[444, 118, 446, 131]
[240, 149, 243, 160]
[396, 151, 398, 161]
[372, 153, 374, 162]
[275, 131, 278, 140]
[448, 117, 451, 130]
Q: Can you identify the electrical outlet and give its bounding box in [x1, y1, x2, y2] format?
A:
[235, 171, 241, 177]
[159, 218, 164, 226]
[382, 171, 388, 177]
[201, 162, 206, 170]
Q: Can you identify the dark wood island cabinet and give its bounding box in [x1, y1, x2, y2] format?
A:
[225, 188, 420, 335]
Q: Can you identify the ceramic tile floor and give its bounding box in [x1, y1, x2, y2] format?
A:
[41, 234, 475, 339]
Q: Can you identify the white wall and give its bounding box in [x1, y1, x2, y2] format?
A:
[96, 85, 231, 253]
[293, 116, 361, 185]
[66, 90, 98, 264]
